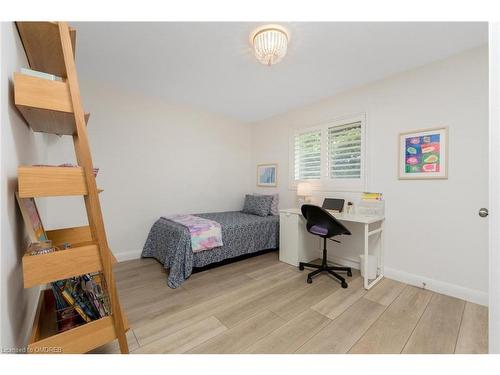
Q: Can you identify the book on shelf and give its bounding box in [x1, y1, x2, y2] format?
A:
[51, 283, 84, 332]
[54, 280, 92, 323]
[15, 193, 48, 244]
[32, 163, 99, 177]
[82, 274, 107, 317]
[21, 67, 63, 82]
[92, 274, 111, 316]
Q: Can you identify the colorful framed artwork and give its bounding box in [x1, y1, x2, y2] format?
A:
[15, 193, 48, 243]
[257, 164, 278, 187]
[399, 127, 448, 179]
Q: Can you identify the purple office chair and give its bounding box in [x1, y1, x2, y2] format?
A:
[299, 204, 352, 288]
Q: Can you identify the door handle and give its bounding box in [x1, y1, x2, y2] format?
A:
[479, 208, 489, 218]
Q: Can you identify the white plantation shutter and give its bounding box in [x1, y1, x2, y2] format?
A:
[290, 115, 365, 188]
[328, 122, 362, 179]
[294, 130, 321, 180]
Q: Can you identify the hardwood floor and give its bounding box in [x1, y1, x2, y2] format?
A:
[92, 251, 488, 354]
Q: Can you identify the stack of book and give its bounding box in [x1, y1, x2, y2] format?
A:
[359, 192, 385, 216]
[362, 192, 383, 201]
[51, 273, 111, 332]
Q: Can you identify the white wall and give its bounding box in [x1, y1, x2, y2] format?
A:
[251, 46, 489, 305]
[0, 22, 48, 350]
[44, 79, 252, 260]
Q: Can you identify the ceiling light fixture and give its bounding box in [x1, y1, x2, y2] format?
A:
[250, 24, 290, 66]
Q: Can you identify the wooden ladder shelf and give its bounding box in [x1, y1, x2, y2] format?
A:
[15, 22, 129, 354]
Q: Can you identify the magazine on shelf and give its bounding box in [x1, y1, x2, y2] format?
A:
[54, 280, 92, 323]
[52, 284, 84, 332]
[82, 274, 106, 318]
[15, 193, 48, 243]
[33, 163, 99, 177]
[51, 273, 110, 332]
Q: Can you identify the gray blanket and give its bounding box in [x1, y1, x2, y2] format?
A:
[141, 211, 279, 288]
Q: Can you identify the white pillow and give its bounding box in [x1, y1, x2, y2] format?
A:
[254, 193, 279, 216]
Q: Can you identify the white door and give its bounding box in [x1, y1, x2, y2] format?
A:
[489, 22, 500, 354]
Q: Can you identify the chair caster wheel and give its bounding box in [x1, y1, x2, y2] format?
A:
[299, 264, 304, 271]
[341, 281, 348, 288]
[307, 277, 312, 284]
[347, 270, 352, 277]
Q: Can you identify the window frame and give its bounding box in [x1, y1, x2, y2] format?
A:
[289, 113, 367, 192]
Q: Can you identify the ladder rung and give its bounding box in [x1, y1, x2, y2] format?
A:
[23, 243, 102, 288]
[14, 73, 92, 136]
[14, 72, 73, 112]
[18, 166, 102, 198]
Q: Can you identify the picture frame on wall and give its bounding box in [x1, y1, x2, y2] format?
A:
[398, 127, 448, 179]
[257, 163, 278, 187]
[15, 192, 48, 243]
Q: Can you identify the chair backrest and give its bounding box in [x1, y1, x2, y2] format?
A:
[301, 204, 351, 238]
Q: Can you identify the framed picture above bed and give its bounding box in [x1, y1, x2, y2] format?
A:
[398, 127, 448, 180]
[257, 163, 278, 187]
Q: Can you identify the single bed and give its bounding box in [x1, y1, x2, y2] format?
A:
[141, 211, 279, 288]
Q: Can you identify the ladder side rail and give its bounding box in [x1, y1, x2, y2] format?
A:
[57, 22, 129, 354]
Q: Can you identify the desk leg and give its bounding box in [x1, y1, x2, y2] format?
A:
[380, 219, 385, 277]
[364, 224, 369, 289]
[363, 220, 385, 290]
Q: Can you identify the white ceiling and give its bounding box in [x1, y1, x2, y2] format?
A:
[73, 22, 487, 123]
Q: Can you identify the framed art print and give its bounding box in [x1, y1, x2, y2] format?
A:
[399, 127, 448, 179]
[257, 164, 278, 187]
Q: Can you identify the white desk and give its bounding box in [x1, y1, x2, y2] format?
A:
[279, 208, 385, 290]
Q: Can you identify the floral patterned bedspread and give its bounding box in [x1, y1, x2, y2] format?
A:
[141, 211, 279, 288]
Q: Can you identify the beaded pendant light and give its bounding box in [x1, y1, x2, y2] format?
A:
[250, 24, 290, 66]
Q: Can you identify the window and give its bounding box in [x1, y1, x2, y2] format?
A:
[294, 130, 321, 180]
[328, 122, 362, 179]
[289, 115, 365, 191]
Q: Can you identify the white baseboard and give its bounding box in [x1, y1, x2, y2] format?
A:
[115, 249, 143, 262]
[325, 253, 487, 306]
[326, 253, 361, 270]
[384, 267, 488, 306]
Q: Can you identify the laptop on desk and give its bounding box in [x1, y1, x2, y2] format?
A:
[322, 198, 345, 213]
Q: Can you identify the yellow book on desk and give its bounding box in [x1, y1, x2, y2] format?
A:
[362, 192, 383, 201]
